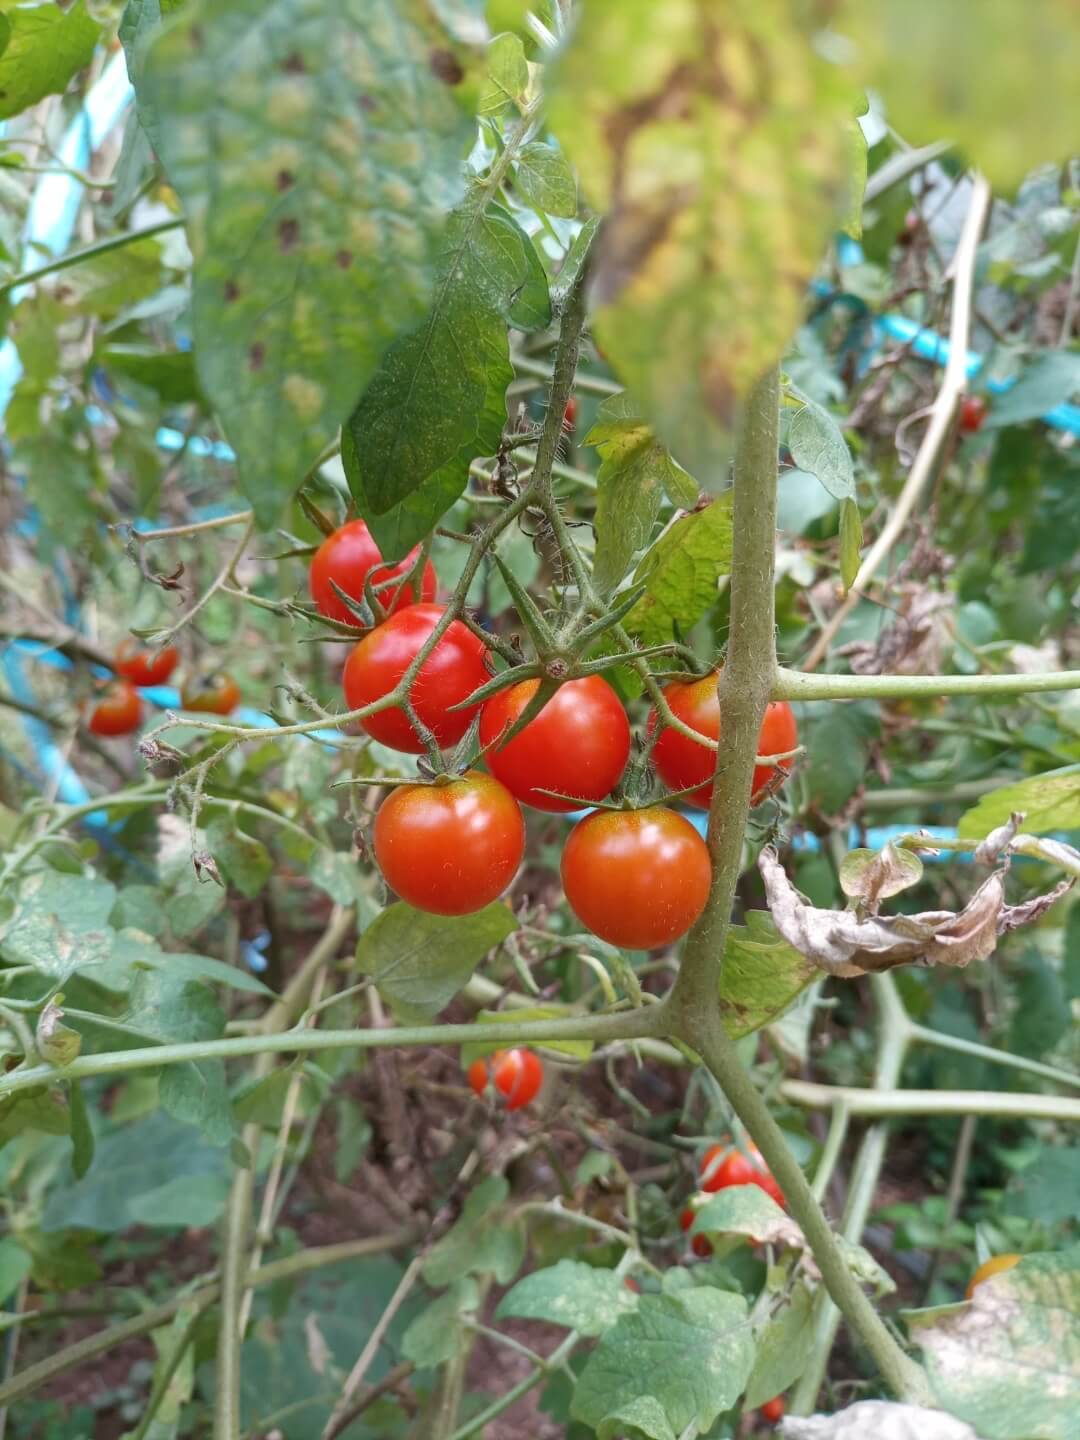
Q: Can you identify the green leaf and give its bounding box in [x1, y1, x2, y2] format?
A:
[497, 1259, 638, 1337]
[788, 401, 856, 502]
[908, 1248, 1080, 1439]
[514, 141, 578, 218]
[119, 0, 186, 152]
[547, 0, 856, 480]
[0, 872, 122, 988]
[958, 765, 1080, 839]
[720, 912, 819, 1038]
[0, 1088, 70, 1150]
[356, 901, 516, 1021]
[234, 1067, 316, 1128]
[423, 1175, 525, 1287]
[623, 496, 733, 646]
[1004, 1147, 1080, 1228]
[839, 496, 863, 592]
[206, 815, 273, 898]
[597, 1397, 676, 1440]
[0, 0, 100, 120]
[138, 0, 477, 528]
[68, 1081, 95, 1180]
[806, 708, 874, 813]
[159, 1056, 233, 1146]
[744, 1282, 814, 1408]
[102, 344, 202, 404]
[479, 30, 528, 114]
[854, 0, 1080, 188]
[344, 195, 550, 559]
[986, 351, 1080, 428]
[402, 1278, 480, 1368]
[41, 1111, 231, 1233]
[571, 1290, 755, 1436]
[0, 1238, 31, 1306]
[842, 118, 868, 241]
[586, 400, 697, 595]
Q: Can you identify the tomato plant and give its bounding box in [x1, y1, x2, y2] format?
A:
[467, 1047, 544, 1110]
[180, 674, 241, 715]
[374, 771, 524, 915]
[561, 807, 711, 948]
[479, 675, 631, 812]
[3, 7, 1078, 1438]
[113, 639, 178, 687]
[85, 681, 143, 736]
[309, 518, 437, 626]
[342, 603, 489, 753]
[651, 677, 798, 808]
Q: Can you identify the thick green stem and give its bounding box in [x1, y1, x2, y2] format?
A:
[790, 975, 912, 1415]
[0, 1007, 664, 1103]
[664, 368, 928, 1405]
[216, 1133, 257, 1440]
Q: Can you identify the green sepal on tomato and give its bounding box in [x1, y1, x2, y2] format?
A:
[648, 673, 797, 808]
[343, 603, 489, 754]
[479, 675, 631, 812]
[373, 771, 524, 916]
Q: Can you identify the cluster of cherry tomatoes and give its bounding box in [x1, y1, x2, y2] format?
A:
[467, 1046, 544, 1110]
[86, 639, 240, 737]
[680, 1141, 786, 1258]
[313, 521, 797, 949]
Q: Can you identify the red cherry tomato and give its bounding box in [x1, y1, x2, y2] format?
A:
[649, 675, 797, 809]
[467, 1048, 543, 1110]
[86, 681, 143, 736]
[700, 1143, 785, 1208]
[966, 1253, 1020, 1299]
[624, 1276, 641, 1293]
[561, 806, 711, 949]
[181, 675, 241, 715]
[479, 676, 631, 813]
[374, 771, 524, 915]
[114, 639, 178, 688]
[761, 1396, 785, 1424]
[691, 1233, 714, 1258]
[679, 1206, 696, 1232]
[309, 519, 437, 627]
[959, 394, 988, 434]
[343, 604, 489, 754]
[563, 396, 578, 428]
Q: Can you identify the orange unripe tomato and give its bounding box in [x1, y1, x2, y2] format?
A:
[181, 674, 241, 715]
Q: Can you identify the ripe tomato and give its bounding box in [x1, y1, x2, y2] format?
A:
[700, 1143, 785, 1208]
[86, 681, 143, 736]
[561, 806, 711, 949]
[959, 394, 988, 434]
[343, 604, 489, 754]
[374, 771, 524, 915]
[468, 1047, 543, 1110]
[563, 396, 578, 428]
[649, 675, 797, 809]
[309, 519, 437, 627]
[624, 1276, 641, 1293]
[479, 676, 630, 813]
[761, 1396, 785, 1424]
[966, 1252, 1020, 1299]
[181, 675, 240, 715]
[114, 639, 178, 688]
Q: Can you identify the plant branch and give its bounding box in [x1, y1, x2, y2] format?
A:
[775, 665, 1080, 702]
[802, 173, 992, 671]
[0, 218, 184, 296]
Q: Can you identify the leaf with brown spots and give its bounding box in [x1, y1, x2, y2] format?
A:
[136, 0, 478, 527]
[546, 0, 861, 481]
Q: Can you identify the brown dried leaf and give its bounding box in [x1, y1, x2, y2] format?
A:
[838, 842, 924, 910]
[998, 876, 1075, 934]
[759, 848, 1005, 978]
[974, 812, 1023, 865]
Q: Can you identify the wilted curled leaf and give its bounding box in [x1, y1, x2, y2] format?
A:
[36, 997, 82, 1068]
[973, 811, 1024, 865]
[758, 847, 1063, 978]
[998, 875, 1076, 934]
[838, 842, 923, 909]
